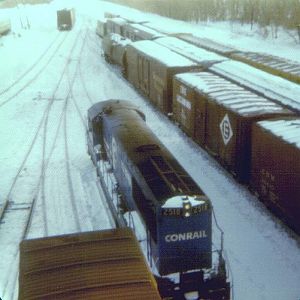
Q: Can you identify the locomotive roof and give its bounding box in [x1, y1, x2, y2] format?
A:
[175, 72, 291, 116]
[155, 36, 226, 66]
[210, 60, 300, 112]
[128, 40, 199, 67]
[87, 100, 140, 122]
[257, 118, 300, 148]
[101, 102, 203, 201]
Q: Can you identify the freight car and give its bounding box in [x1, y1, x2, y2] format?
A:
[96, 18, 107, 37]
[87, 99, 230, 299]
[99, 17, 300, 234]
[173, 72, 294, 182]
[125, 40, 202, 114]
[250, 118, 300, 233]
[57, 8, 75, 31]
[102, 33, 130, 66]
[106, 17, 127, 36]
[19, 228, 161, 300]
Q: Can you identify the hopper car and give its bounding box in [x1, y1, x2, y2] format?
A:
[87, 99, 231, 299]
[19, 228, 161, 300]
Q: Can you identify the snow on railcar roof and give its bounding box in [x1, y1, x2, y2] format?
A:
[107, 17, 127, 25]
[109, 33, 131, 46]
[175, 72, 289, 116]
[258, 119, 300, 148]
[155, 36, 226, 66]
[126, 23, 163, 36]
[129, 40, 198, 67]
[210, 60, 300, 112]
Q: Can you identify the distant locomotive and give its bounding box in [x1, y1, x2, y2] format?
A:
[87, 100, 230, 299]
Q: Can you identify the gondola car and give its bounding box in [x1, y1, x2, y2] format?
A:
[19, 228, 161, 300]
[87, 99, 230, 299]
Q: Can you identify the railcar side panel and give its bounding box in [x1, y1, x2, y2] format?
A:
[251, 118, 300, 233]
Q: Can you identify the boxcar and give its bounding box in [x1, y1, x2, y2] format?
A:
[125, 40, 202, 114]
[250, 118, 300, 233]
[123, 23, 163, 41]
[102, 33, 130, 66]
[96, 19, 107, 37]
[210, 60, 300, 113]
[19, 228, 161, 300]
[106, 17, 127, 36]
[155, 36, 226, 67]
[176, 34, 236, 56]
[57, 8, 75, 31]
[173, 72, 294, 182]
[230, 51, 300, 84]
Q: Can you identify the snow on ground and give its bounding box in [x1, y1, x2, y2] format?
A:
[0, 1, 300, 300]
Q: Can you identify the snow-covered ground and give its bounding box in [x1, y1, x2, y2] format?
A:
[0, 1, 299, 300]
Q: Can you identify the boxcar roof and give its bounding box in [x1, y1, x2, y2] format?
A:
[19, 228, 161, 300]
[155, 36, 226, 66]
[257, 118, 300, 148]
[175, 72, 291, 116]
[210, 60, 300, 112]
[128, 40, 199, 67]
[107, 17, 127, 25]
[126, 23, 162, 36]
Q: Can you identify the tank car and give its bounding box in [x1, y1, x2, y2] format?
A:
[87, 100, 230, 299]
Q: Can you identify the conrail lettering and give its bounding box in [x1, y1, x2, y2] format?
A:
[165, 230, 207, 242]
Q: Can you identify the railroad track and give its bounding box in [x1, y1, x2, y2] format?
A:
[0, 32, 70, 109]
[0, 28, 86, 300]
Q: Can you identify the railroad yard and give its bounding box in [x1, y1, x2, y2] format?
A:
[0, 0, 300, 299]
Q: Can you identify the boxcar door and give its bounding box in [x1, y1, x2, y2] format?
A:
[194, 95, 207, 146]
[138, 56, 150, 96]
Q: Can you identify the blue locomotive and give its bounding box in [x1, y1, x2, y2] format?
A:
[87, 99, 230, 299]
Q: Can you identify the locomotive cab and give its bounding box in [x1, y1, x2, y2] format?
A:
[156, 195, 212, 275]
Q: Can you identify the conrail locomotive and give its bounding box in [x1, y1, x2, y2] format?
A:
[87, 99, 230, 299]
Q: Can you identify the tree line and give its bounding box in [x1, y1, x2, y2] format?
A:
[107, 0, 300, 39]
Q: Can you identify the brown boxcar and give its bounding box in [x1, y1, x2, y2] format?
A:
[125, 40, 201, 114]
[250, 118, 300, 233]
[123, 23, 163, 41]
[19, 228, 161, 300]
[102, 33, 130, 66]
[96, 19, 107, 37]
[173, 72, 294, 182]
[106, 17, 127, 36]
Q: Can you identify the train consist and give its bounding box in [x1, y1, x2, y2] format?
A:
[19, 228, 161, 300]
[87, 100, 231, 299]
[98, 16, 300, 235]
